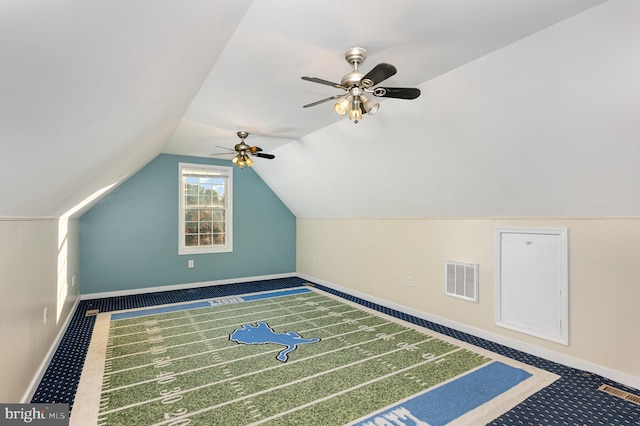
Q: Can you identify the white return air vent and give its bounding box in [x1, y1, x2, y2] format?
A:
[445, 261, 478, 302]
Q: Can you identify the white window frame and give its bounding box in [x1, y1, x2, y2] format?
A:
[179, 162, 233, 255]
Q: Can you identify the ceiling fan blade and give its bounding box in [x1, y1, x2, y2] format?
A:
[301, 76, 346, 90]
[373, 87, 421, 99]
[215, 145, 236, 152]
[361, 63, 397, 86]
[255, 152, 275, 159]
[211, 153, 233, 156]
[303, 94, 346, 108]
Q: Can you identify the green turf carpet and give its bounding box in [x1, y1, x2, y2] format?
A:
[71, 285, 557, 425]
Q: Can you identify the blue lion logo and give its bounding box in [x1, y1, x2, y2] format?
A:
[229, 321, 320, 362]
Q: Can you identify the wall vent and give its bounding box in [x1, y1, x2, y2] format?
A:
[598, 384, 640, 406]
[445, 261, 478, 302]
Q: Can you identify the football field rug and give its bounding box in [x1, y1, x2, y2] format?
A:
[71, 285, 558, 425]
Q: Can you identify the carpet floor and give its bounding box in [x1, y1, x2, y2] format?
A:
[32, 276, 640, 425]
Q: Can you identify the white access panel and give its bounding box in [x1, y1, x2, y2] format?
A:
[494, 228, 568, 345]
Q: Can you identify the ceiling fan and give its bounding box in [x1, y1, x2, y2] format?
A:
[302, 47, 421, 123]
[211, 131, 275, 168]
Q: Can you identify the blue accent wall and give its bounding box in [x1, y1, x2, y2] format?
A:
[79, 154, 296, 294]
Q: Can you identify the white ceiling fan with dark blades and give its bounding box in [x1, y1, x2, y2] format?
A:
[302, 47, 421, 123]
[211, 131, 275, 168]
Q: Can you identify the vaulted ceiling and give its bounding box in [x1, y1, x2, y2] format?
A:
[3, 0, 638, 219]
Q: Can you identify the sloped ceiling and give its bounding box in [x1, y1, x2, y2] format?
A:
[5, 0, 639, 219]
[0, 0, 252, 217]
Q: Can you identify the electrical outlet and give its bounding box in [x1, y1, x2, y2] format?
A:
[188, 259, 194, 268]
[43, 307, 48, 324]
[406, 276, 413, 287]
[71, 275, 76, 287]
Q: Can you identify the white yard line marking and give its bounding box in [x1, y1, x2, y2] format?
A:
[100, 329, 424, 414]
[247, 351, 455, 426]
[103, 320, 411, 393]
[110, 299, 341, 339]
[107, 305, 360, 349]
[106, 311, 381, 375]
[150, 343, 461, 426]
[105, 306, 367, 361]
[110, 294, 330, 331]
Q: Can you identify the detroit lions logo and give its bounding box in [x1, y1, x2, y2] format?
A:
[229, 321, 320, 362]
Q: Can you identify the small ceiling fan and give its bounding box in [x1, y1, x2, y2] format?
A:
[302, 47, 421, 123]
[211, 131, 275, 168]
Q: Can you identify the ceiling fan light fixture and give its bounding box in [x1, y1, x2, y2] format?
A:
[334, 97, 351, 115]
[349, 106, 362, 123]
[349, 97, 362, 123]
[237, 154, 251, 168]
[361, 95, 379, 115]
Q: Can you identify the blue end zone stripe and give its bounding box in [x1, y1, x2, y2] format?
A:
[111, 287, 312, 320]
[357, 361, 532, 426]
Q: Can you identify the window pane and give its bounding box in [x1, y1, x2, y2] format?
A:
[185, 222, 198, 234]
[199, 209, 212, 221]
[212, 232, 225, 245]
[199, 234, 212, 246]
[201, 194, 213, 206]
[186, 195, 199, 206]
[212, 195, 224, 207]
[185, 209, 198, 220]
[213, 221, 225, 233]
[186, 183, 198, 195]
[185, 235, 198, 247]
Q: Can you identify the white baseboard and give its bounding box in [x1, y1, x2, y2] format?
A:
[80, 273, 297, 301]
[22, 296, 81, 403]
[298, 273, 640, 391]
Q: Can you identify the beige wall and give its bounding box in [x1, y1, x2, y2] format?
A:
[297, 217, 640, 385]
[0, 218, 80, 402]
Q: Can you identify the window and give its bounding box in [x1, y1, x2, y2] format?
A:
[179, 163, 233, 254]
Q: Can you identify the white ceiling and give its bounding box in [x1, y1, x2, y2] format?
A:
[164, 0, 609, 155]
[4, 0, 640, 219]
